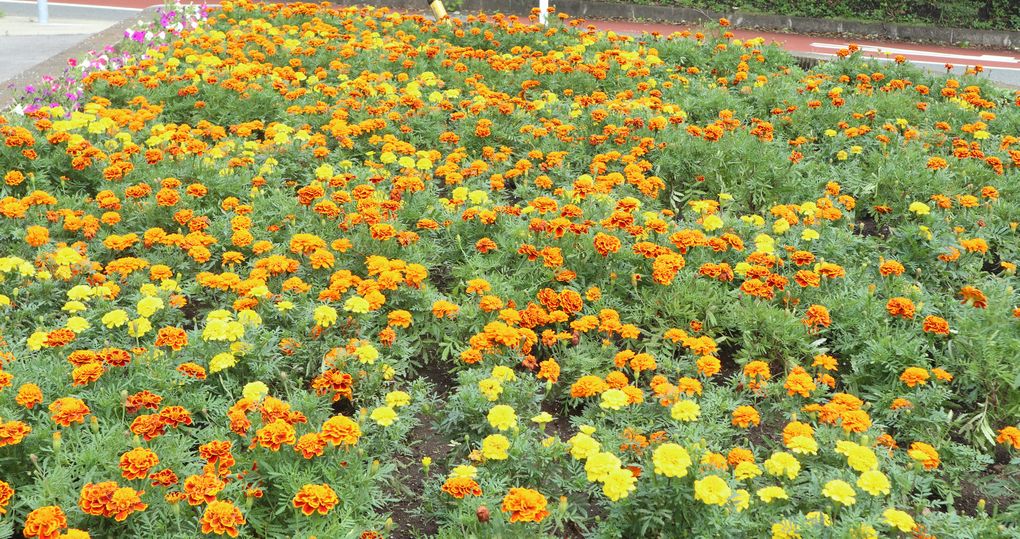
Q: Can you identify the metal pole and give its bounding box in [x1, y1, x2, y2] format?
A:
[38, 0, 49, 24]
[539, 0, 548, 25]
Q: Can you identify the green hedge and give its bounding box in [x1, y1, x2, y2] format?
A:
[623, 0, 1020, 31]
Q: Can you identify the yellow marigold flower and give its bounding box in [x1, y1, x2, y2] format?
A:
[652, 443, 691, 478]
[127, 318, 152, 338]
[490, 365, 516, 382]
[787, 435, 818, 455]
[276, 301, 294, 312]
[908, 201, 930, 215]
[732, 489, 750, 512]
[137, 296, 164, 318]
[694, 475, 731, 506]
[65, 316, 90, 333]
[209, 352, 236, 373]
[702, 214, 723, 232]
[567, 433, 600, 460]
[584, 452, 621, 483]
[602, 467, 636, 501]
[487, 405, 517, 431]
[764, 451, 800, 480]
[478, 378, 503, 401]
[882, 508, 916, 532]
[450, 465, 477, 479]
[670, 399, 700, 422]
[27, 330, 47, 350]
[756, 486, 789, 502]
[771, 520, 800, 539]
[385, 391, 410, 408]
[481, 434, 509, 460]
[354, 344, 378, 364]
[66, 284, 93, 301]
[530, 412, 553, 424]
[733, 461, 762, 480]
[343, 296, 370, 313]
[821, 479, 856, 506]
[313, 305, 338, 327]
[857, 470, 890, 496]
[243, 381, 269, 402]
[62, 301, 86, 313]
[370, 406, 398, 427]
[599, 389, 628, 410]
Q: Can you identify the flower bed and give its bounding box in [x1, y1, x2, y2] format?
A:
[0, 2, 1019, 537]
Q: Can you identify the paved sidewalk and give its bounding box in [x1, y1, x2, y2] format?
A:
[0, 11, 120, 84]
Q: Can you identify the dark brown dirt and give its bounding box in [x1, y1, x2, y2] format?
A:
[386, 359, 457, 538]
[955, 462, 1019, 517]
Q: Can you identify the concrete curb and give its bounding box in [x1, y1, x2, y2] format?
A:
[0, 7, 159, 110]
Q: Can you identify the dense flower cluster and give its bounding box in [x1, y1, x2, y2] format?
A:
[0, 1, 1017, 537]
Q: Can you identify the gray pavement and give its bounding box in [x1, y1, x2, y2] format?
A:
[1, 34, 89, 84]
[0, 0, 135, 87]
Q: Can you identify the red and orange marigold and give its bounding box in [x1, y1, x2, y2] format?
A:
[292, 483, 340, 516]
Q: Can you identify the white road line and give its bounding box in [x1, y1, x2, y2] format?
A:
[809, 51, 1020, 72]
[0, 0, 142, 10]
[810, 42, 1018, 64]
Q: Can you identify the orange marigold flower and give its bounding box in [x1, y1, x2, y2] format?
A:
[105, 486, 147, 521]
[959, 285, 987, 308]
[177, 362, 207, 380]
[119, 447, 159, 480]
[431, 300, 460, 318]
[537, 358, 560, 383]
[931, 368, 953, 382]
[154, 326, 188, 351]
[200, 500, 245, 537]
[442, 477, 482, 499]
[23, 506, 67, 539]
[802, 304, 831, 328]
[16, 383, 43, 409]
[0, 419, 32, 447]
[71, 362, 104, 386]
[295, 433, 327, 459]
[255, 419, 296, 451]
[900, 367, 930, 388]
[593, 232, 622, 256]
[696, 355, 721, 377]
[320, 414, 361, 447]
[0, 480, 12, 514]
[501, 488, 549, 523]
[891, 398, 913, 410]
[292, 484, 340, 516]
[570, 375, 608, 398]
[129, 414, 166, 441]
[159, 406, 193, 428]
[996, 426, 1020, 449]
[908, 442, 940, 470]
[784, 367, 816, 398]
[878, 260, 905, 276]
[921, 315, 950, 335]
[731, 405, 761, 428]
[49, 397, 90, 427]
[183, 474, 226, 506]
[885, 297, 915, 319]
[149, 468, 179, 487]
[839, 409, 872, 433]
